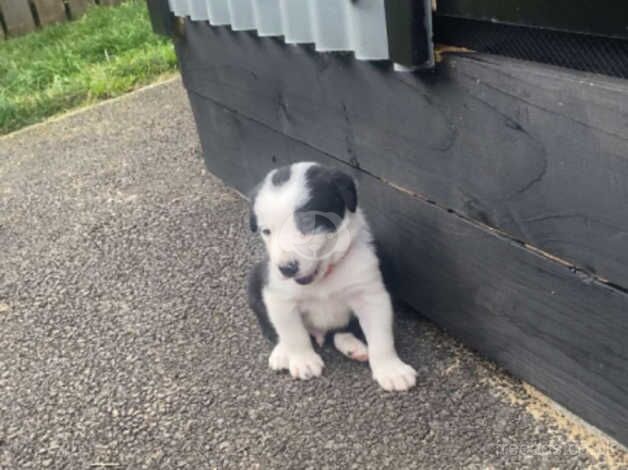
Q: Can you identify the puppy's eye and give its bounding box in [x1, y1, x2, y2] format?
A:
[262, 229, 271, 236]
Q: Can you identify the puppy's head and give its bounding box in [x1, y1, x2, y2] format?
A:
[249, 162, 357, 286]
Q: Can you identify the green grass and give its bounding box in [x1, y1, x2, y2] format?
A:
[0, 0, 178, 135]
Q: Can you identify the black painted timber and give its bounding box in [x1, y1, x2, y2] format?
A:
[173, 23, 628, 444]
[146, 0, 174, 37]
[184, 91, 628, 445]
[176, 22, 628, 290]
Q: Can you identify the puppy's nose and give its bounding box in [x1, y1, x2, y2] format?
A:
[279, 261, 299, 278]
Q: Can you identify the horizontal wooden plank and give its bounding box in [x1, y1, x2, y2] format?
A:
[0, 0, 36, 36]
[32, 0, 67, 26]
[177, 22, 628, 289]
[186, 91, 628, 446]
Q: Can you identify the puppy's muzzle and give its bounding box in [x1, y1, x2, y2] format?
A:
[278, 261, 299, 278]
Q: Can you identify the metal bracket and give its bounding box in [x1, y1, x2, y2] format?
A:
[384, 0, 434, 69]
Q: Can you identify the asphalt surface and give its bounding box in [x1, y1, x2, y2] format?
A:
[1, 78, 626, 469]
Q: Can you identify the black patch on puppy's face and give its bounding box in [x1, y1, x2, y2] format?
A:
[271, 165, 291, 186]
[295, 165, 357, 234]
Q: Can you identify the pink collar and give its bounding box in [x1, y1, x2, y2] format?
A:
[322, 243, 352, 279]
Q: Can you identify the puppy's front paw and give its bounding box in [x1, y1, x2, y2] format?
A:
[289, 350, 324, 380]
[268, 345, 324, 380]
[269, 344, 290, 371]
[371, 356, 417, 392]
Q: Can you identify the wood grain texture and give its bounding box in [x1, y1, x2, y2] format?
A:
[0, 0, 36, 36]
[66, 0, 93, 18]
[185, 89, 628, 445]
[32, 0, 67, 26]
[177, 22, 628, 289]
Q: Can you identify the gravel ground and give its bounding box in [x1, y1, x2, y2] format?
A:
[1, 78, 625, 469]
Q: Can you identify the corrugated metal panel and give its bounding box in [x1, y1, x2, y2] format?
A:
[206, 0, 231, 25]
[309, 0, 351, 51]
[169, 0, 187, 17]
[228, 0, 255, 31]
[170, 0, 390, 61]
[252, 0, 283, 36]
[279, 0, 313, 44]
[349, 0, 389, 60]
[189, 0, 209, 20]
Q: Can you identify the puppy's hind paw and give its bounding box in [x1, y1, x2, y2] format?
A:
[308, 329, 326, 347]
[333, 332, 369, 362]
[371, 357, 417, 392]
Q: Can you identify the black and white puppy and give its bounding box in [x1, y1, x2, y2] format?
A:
[247, 162, 416, 391]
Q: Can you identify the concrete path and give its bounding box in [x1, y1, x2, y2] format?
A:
[1, 78, 626, 469]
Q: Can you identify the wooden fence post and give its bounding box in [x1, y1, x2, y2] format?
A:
[67, 0, 94, 19]
[0, 0, 36, 36]
[32, 0, 68, 26]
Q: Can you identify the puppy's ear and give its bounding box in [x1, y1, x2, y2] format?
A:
[247, 183, 261, 233]
[331, 170, 357, 212]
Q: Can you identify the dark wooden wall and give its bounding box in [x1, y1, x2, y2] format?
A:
[175, 22, 628, 445]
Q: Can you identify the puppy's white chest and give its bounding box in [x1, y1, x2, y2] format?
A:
[299, 297, 352, 332]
